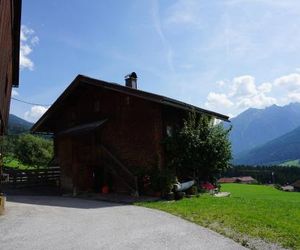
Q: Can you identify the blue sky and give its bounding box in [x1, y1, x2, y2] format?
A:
[12, 0, 300, 121]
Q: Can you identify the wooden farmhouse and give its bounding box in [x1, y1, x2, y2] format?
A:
[32, 73, 229, 195]
[0, 0, 21, 199]
[0, 0, 21, 136]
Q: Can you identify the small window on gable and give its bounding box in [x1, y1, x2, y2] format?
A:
[94, 100, 100, 112]
[166, 125, 173, 137]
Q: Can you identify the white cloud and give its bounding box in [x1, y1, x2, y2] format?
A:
[230, 75, 257, 97]
[31, 36, 40, 45]
[205, 92, 233, 110]
[20, 25, 39, 70]
[236, 93, 276, 109]
[20, 44, 34, 70]
[286, 92, 300, 102]
[205, 75, 278, 116]
[258, 82, 272, 93]
[217, 80, 226, 87]
[24, 106, 48, 122]
[272, 73, 300, 105]
[11, 89, 19, 97]
[165, 0, 201, 26]
[274, 73, 300, 92]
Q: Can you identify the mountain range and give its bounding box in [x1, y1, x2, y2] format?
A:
[228, 103, 300, 156]
[229, 103, 300, 165]
[8, 114, 33, 134]
[234, 126, 300, 165]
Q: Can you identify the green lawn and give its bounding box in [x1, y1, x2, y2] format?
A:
[137, 184, 300, 249]
[280, 159, 300, 167]
[3, 156, 35, 170]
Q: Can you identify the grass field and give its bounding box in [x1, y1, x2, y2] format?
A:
[137, 184, 300, 249]
[3, 156, 35, 170]
[280, 159, 300, 167]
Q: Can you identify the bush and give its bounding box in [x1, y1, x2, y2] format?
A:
[148, 167, 176, 195]
[1, 135, 18, 157]
[14, 134, 53, 167]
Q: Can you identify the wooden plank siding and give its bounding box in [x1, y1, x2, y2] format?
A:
[54, 86, 167, 193]
[0, 0, 21, 135]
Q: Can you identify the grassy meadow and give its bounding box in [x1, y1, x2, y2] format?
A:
[137, 184, 300, 249]
[3, 156, 35, 170]
[280, 159, 300, 167]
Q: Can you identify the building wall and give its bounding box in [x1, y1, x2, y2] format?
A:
[55, 85, 165, 193]
[0, 0, 13, 134]
[99, 88, 164, 170]
[50, 83, 217, 193]
[0, 0, 20, 135]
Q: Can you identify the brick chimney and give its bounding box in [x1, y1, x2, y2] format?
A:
[125, 72, 137, 89]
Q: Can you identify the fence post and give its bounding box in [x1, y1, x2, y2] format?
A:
[13, 172, 17, 188]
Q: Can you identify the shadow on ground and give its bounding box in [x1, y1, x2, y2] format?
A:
[2, 186, 61, 196]
[3, 186, 160, 209]
[3, 186, 124, 209]
[6, 195, 123, 209]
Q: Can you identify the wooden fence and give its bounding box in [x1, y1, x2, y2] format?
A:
[2, 166, 60, 188]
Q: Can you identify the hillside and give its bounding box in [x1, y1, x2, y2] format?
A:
[234, 126, 300, 165]
[8, 114, 33, 134]
[279, 159, 300, 167]
[228, 103, 300, 156]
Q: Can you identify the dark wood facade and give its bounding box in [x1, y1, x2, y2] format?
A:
[0, 0, 21, 135]
[32, 75, 229, 194]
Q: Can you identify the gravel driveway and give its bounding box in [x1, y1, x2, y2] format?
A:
[0, 196, 246, 250]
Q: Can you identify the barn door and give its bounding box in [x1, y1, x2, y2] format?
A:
[71, 133, 95, 192]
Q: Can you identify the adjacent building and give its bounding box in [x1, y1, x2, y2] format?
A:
[292, 180, 300, 192]
[0, 0, 22, 136]
[0, 0, 22, 193]
[218, 176, 257, 184]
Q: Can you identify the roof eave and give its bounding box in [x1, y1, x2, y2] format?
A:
[31, 75, 83, 133]
[31, 74, 230, 133]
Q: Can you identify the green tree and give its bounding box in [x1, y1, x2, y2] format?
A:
[165, 112, 232, 182]
[1, 135, 18, 157]
[15, 134, 53, 167]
